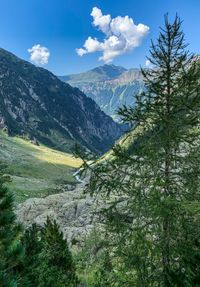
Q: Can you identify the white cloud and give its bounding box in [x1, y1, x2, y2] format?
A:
[76, 7, 149, 63]
[76, 48, 87, 56]
[28, 44, 50, 65]
[91, 7, 111, 35]
[145, 59, 152, 67]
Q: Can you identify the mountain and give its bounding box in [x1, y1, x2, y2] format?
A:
[0, 48, 123, 154]
[59, 64, 127, 83]
[59, 65, 144, 121]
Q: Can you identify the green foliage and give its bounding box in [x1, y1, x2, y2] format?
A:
[74, 229, 104, 286]
[84, 15, 200, 286]
[74, 228, 113, 286]
[92, 250, 113, 287]
[0, 164, 24, 286]
[21, 217, 78, 287]
[75, 229, 138, 287]
[38, 217, 78, 287]
[20, 224, 43, 286]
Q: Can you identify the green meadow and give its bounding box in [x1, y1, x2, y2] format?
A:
[0, 131, 82, 203]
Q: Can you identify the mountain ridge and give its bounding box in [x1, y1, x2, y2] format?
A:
[59, 64, 144, 121]
[59, 64, 127, 84]
[0, 48, 123, 154]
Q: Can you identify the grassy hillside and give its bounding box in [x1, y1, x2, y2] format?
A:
[0, 131, 82, 203]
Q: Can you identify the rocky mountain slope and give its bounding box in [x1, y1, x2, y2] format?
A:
[0, 48, 123, 154]
[16, 179, 98, 243]
[59, 65, 144, 121]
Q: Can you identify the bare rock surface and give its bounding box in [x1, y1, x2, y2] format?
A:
[15, 181, 99, 243]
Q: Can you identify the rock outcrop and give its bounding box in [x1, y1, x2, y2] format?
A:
[16, 182, 99, 244]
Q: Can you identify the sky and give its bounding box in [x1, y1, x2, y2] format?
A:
[0, 0, 199, 75]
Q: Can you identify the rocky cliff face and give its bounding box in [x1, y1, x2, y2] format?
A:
[59, 65, 144, 121]
[0, 48, 123, 154]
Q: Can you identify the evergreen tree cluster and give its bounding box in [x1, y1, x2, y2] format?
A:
[0, 164, 24, 287]
[0, 163, 78, 287]
[21, 218, 78, 287]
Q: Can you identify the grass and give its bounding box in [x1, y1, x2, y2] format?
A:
[0, 131, 82, 203]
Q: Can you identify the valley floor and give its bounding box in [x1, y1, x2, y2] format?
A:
[0, 131, 82, 203]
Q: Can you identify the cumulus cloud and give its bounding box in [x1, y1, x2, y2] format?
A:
[91, 7, 111, 35]
[28, 44, 50, 65]
[76, 7, 149, 63]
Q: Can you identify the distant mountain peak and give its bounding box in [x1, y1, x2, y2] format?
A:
[59, 65, 144, 121]
[91, 64, 127, 79]
[59, 64, 127, 84]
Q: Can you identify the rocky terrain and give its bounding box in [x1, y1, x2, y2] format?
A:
[15, 179, 99, 244]
[0, 48, 123, 154]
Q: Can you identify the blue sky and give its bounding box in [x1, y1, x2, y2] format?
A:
[0, 0, 199, 75]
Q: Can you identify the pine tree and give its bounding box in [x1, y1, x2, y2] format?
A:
[37, 217, 78, 287]
[20, 224, 43, 286]
[0, 165, 24, 286]
[85, 15, 200, 286]
[21, 218, 78, 286]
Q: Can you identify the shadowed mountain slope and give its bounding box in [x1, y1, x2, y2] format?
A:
[0, 48, 123, 154]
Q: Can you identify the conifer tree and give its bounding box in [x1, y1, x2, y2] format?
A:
[37, 217, 78, 287]
[0, 165, 24, 286]
[85, 15, 200, 286]
[21, 218, 78, 286]
[21, 224, 42, 286]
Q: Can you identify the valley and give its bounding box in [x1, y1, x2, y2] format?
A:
[0, 7, 199, 285]
[0, 131, 82, 203]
